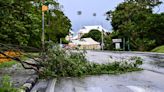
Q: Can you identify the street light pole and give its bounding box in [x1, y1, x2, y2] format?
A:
[41, 0, 45, 51]
[101, 29, 104, 51]
[92, 12, 104, 51]
[42, 11, 45, 51]
[100, 21, 104, 51]
[123, 38, 125, 51]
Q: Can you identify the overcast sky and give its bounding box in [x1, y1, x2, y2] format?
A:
[57, 0, 164, 32]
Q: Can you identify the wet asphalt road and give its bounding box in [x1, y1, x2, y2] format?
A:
[54, 51, 164, 92]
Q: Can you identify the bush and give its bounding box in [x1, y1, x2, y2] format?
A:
[0, 75, 20, 92]
[39, 43, 143, 79]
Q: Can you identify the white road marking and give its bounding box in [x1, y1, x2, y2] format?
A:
[126, 86, 146, 92]
[87, 87, 102, 92]
[74, 87, 102, 92]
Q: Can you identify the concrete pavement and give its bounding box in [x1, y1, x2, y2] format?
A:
[54, 51, 164, 92]
[32, 51, 164, 92]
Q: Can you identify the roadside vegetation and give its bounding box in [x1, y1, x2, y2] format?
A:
[0, 0, 71, 48]
[104, 0, 164, 51]
[0, 51, 20, 69]
[0, 51, 39, 69]
[0, 75, 21, 92]
[81, 29, 102, 42]
[0, 61, 17, 69]
[151, 45, 164, 53]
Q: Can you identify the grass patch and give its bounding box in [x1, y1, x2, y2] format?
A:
[0, 52, 38, 69]
[20, 52, 39, 60]
[0, 75, 21, 92]
[0, 61, 17, 69]
[151, 45, 164, 53]
[26, 52, 39, 57]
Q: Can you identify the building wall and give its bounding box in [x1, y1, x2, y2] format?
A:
[79, 44, 101, 50]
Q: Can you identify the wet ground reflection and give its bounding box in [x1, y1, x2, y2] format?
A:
[54, 70, 164, 92]
[54, 51, 164, 92]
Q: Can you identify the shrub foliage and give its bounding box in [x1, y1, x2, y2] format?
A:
[40, 43, 142, 78]
[0, 75, 20, 92]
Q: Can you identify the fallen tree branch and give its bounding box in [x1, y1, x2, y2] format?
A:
[0, 51, 41, 73]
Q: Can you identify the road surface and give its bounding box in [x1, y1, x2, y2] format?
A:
[54, 51, 164, 92]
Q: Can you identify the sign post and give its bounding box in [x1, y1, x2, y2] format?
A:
[112, 39, 122, 50]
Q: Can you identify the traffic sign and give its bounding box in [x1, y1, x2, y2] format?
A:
[112, 39, 122, 43]
[42, 5, 48, 11]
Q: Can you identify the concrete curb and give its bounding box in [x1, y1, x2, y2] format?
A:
[21, 75, 38, 92]
[45, 78, 57, 92]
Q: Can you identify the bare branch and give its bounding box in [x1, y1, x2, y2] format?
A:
[0, 51, 40, 73]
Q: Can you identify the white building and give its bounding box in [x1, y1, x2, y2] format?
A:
[70, 38, 101, 50]
[76, 25, 109, 39]
[67, 25, 110, 50]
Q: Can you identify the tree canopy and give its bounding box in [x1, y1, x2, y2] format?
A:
[81, 29, 102, 42]
[45, 10, 71, 42]
[0, 0, 71, 48]
[106, 0, 164, 51]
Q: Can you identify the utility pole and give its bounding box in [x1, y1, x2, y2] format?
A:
[41, 0, 48, 51]
[123, 38, 125, 51]
[60, 38, 62, 45]
[101, 29, 104, 51]
[128, 38, 130, 51]
[41, 0, 45, 51]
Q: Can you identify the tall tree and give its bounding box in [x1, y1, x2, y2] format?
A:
[106, 0, 163, 51]
[45, 10, 71, 42]
[81, 29, 102, 42]
[0, 0, 71, 48]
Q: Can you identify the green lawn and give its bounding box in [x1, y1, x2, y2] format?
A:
[0, 61, 17, 69]
[0, 52, 39, 69]
[151, 45, 164, 53]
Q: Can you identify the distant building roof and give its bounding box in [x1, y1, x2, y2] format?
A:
[72, 35, 78, 40]
[71, 38, 100, 45]
[78, 25, 109, 34]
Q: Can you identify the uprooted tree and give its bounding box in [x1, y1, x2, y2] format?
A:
[0, 43, 41, 72]
[0, 42, 143, 79]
